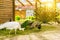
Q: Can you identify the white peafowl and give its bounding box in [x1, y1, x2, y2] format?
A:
[0, 22, 25, 35]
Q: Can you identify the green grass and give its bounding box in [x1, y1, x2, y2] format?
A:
[0, 25, 57, 39]
[41, 25, 57, 32]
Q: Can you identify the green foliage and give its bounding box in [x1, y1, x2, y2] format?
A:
[55, 15, 60, 23]
[15, 15, 20, 21]
[26, 16, 35, 21]
[21, 20, 33, 29]
[56, 15, 60, 19]
[35, 7, 57, 23]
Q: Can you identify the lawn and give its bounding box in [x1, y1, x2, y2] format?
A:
[0, 25, 57, 38]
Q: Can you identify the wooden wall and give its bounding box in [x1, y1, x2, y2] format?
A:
[0, 0, 14, 23]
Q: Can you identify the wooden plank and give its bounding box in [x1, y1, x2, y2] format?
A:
[0, 0, 14, 23]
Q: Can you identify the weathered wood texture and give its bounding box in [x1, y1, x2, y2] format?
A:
[0, 0, 14, 23]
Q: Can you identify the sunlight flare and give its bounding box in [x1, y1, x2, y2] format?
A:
[57, 3, 60, 9]
[46, 3, 53, 7]
[40, 0, 54, 2]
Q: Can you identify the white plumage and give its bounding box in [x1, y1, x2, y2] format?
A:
[0, 22, 24, 30]
[0, 22, 25, 34]
[0, 23, 6, 29]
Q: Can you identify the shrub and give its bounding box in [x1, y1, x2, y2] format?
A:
[15, 15, 20, 21]
[21, 20, 33, 29]
[26, 16, 35, 21]
[34, 7, 57, 23]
